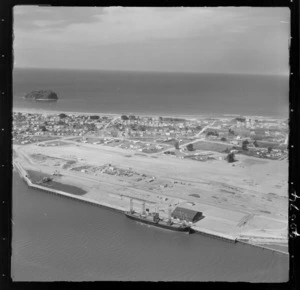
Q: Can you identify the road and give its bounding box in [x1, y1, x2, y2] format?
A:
[160, 120, 217, 154]
[195, 120, 217, 137]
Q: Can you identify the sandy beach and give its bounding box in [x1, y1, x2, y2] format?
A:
[13, 107, 267, 122]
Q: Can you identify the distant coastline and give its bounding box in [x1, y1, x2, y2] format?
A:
[12, 107, 287, 121]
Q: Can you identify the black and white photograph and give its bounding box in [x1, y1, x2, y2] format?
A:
[11, 5, 290, 282]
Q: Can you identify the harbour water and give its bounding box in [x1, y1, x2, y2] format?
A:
[13, 68, 289, 117]
[11, 171, 289, 282]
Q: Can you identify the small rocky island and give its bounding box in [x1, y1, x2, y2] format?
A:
[24, 90, 59, 102]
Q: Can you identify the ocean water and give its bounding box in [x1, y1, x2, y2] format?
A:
[12, 68, 289, 281]
[11, 172, 289, 282]
[13, 68, 289, 117]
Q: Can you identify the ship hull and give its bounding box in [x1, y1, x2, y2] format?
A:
[125, 212, 191, 232]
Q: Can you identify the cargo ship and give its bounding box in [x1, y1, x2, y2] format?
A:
[125, 199, 191, 232]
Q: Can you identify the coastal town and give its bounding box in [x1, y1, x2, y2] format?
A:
[13, 111, 288, 160]
[10, 5, 291, 282]
[13, 110, 289, 252]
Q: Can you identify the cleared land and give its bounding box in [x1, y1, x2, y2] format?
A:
[13, 134, 288, 250]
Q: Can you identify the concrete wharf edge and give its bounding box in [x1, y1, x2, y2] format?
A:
[13, 161, 289, 254]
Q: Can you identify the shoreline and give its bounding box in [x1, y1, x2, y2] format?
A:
[13, 160, 288, 255]
[12, 107, 286, 121]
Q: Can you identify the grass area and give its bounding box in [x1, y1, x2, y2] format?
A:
[13, 136, 60, 145]
[238, 150, 281, 160]
[189, 194, 200, 198]
[62, 160, 77, 169]
[44, 140, 72, 146]
[160, 139, 177, 146]
[158, 138, 192, 146]
[256, 141, 282, 149]
[129, 137, 156, 142]
[71, 165, 92, 172]
[192, 141, 230, 153]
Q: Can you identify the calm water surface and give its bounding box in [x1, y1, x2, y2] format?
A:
[11, 172, 288, 281]
[13, 68, 289, 117]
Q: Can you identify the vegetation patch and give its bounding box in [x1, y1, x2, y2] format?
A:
[45, 140, 72, 146]
[259, 210, 271, 214]
[192, 141, 230, 153]
[220, 189, 236, 195]
[189, 193, 200, 198]
[62, 160, 77, 169]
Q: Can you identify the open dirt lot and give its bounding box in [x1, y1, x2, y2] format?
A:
[13, 138, 288, 247]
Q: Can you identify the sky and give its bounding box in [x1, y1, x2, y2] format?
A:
[13, 6, 290, 75]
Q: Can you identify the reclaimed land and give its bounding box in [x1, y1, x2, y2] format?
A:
[13, 109, 289, 253]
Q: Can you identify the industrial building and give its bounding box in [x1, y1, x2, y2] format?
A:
[171, 207, 203, 223]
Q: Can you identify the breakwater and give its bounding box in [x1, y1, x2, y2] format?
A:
[13, 161, 124, 213]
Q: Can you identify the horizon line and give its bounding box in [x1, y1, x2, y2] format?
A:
[14, 66, 289, 77]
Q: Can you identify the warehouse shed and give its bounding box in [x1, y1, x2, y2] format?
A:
[171, 207, 203, 223]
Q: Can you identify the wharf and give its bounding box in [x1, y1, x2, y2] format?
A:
[13, 161, 288, 254]
[191, 226, 237, 243]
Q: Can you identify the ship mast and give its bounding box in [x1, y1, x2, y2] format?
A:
[168, 206, 172, 223]
[130, 198, 133, 213]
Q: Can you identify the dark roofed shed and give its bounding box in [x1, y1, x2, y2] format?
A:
[171, 207, 203, 223]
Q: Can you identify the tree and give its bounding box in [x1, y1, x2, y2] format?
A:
[88, 123, 96, 130]
[59, 113, 67, 119]
[242, 140, 249, 151]
[39, 125, 47, 132]
[174, 140, 180, 150]
[121, 115, 129, 121]
[221, 137, 227, 142]
[137, 125, 146, 131]
[111, 130, 118, 137]
[207, 130, 218, 137]
[186, 144, 194, 151]
[130, 124, 138, 131]
[129, 115, 136, 121]
[235, 117, 246, 122]
[253, 140, 259, 147]
[228, 128, 235, 135]
[268, 146, 272, 154]
[223, 147, 230, 153]
[226, 152, 235, 163]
